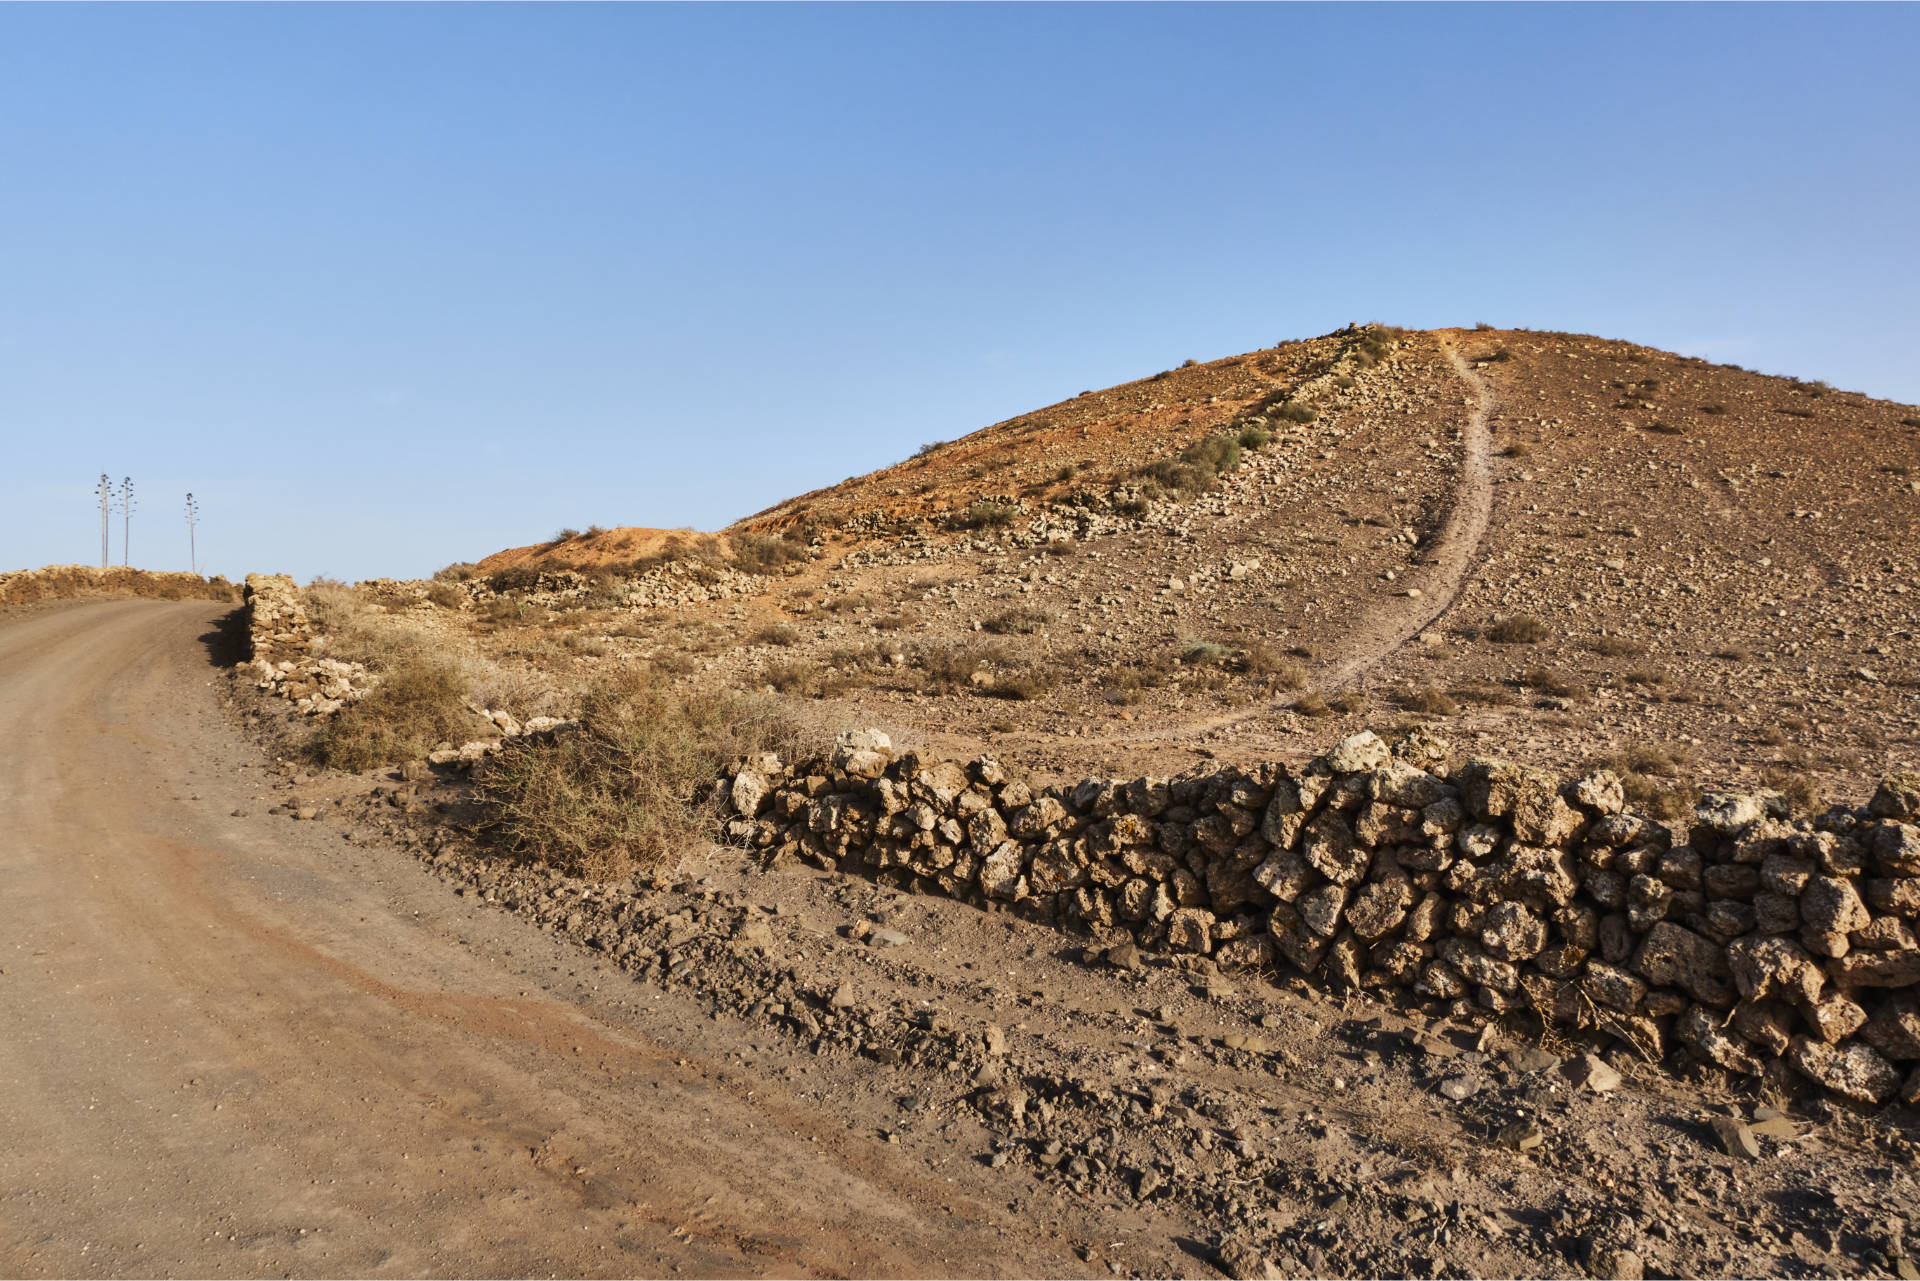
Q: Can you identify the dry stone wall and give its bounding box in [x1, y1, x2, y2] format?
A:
[721, 728, 1920, 1107]
[242, 573, 373, 716]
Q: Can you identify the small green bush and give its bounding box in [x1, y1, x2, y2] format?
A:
[1274, 402, 1317, 424]
[1237, 425, 1272, 449]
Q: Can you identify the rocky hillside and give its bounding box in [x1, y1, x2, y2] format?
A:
[428, 322, 1916, 818]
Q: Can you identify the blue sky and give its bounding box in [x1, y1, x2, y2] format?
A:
[3, 4, 1915, 582]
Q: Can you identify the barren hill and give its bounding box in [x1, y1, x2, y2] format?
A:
[179, 326, 1920, 1279]
[444, 323, 1918, 808]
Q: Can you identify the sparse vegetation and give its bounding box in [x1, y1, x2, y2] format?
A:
[1587, 635, 1645, 657]
[1273, 402, 1317, 424]
[747, 623, 800, 647]
[478, 668, 810, 880]
[731, 533, 810, 575]
[1399, 687, 1460, 716]
[956, 500, 1017, 530]
[1179, 638, 1231, 666]
[984, 606, 1050, 635]
[1588, 744, 1697, 820]
[1137, 432, 1246, 502]
[316, 655, 483, 771]
[1486, 614, 1550, 644]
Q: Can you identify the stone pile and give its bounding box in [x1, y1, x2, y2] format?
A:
[721, 727, 1920, 1105]
[467, 562, 767, 611]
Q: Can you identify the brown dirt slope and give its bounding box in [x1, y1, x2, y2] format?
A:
[450, 323, 1918, 812]
[476, 527, 732, 574]
[731, 326, 1383, 535]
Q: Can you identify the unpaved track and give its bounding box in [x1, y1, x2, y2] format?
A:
[1104, 330, 1498, 746]
[1314, 331, 1497, 689]
[0, 600, 1083, 1279]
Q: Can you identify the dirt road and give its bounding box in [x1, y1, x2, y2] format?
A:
[0, 600, 1092, 1278]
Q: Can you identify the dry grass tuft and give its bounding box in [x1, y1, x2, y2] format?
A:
[478, 668, 812, 881]
[316, 656, 486, 771]
[1486, 614, 1550, 644]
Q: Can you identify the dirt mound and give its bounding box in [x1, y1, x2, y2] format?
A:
[475, 527, 730, 574]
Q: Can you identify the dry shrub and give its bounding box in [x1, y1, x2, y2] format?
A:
[1587, 635, 1645, 658]
[1590, 743, 1697, 820]
[1240, 642, 1306, 689]
[984, 606, 1050, 635]
[1712, 645, 1753, 662]
[1400, 687, 1460, 716]
[762, 659, 818, 693]
[1295, 691, 1335, 718]
[731, 533, 809, 575]
[1486, 614, 1549, 644]
[912, 640, 1010, 694]
[1328, 690, 1370, 714]
[478, 669, 811, 880]
[0, 565, 240, 606]
[1519, 667, 1587, 699]
[316, 656, 485, 771]
[987, 673, 1049, 701]
[1762, 766, 1821, 814]
[425, 581, 466, 609]
[748, 623, 800, 647]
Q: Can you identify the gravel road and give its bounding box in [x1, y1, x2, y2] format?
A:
[0, 600, 1091, 1278]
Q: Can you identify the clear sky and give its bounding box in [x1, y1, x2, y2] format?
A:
[3, 4, 1915, 583]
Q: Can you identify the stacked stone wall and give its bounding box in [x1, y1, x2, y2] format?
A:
[721, 728, 1920, 1106]
[241, 573, 372, 716]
